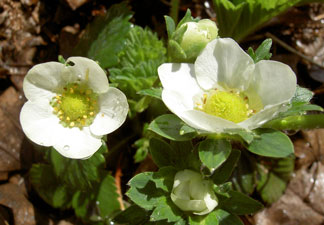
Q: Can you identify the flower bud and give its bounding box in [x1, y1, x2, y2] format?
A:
[171, 169, 218, 215]
[169, 19, 218, 63]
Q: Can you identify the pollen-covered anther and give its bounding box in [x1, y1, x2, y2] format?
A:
[50, 82, 99, 129]
[198, 90, 257, 123]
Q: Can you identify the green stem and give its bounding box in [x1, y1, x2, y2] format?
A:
[262, 114, 324, 130]
[170, 0, 180, 23]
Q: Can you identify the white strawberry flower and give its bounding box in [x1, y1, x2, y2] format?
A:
[171, 169, 218, 215]
[158, 38, 297, 133]
[20, 57, 129, 159]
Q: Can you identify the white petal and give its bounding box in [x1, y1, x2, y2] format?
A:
[63, 57, 109, 93]
[247, 60, 297, 107]
[181, 110, 242, 133]
[195, 38, 254, 91]
[53, 127, 102, 159]
[158, 63, 202, 95]
[239, 103, 289, 130]
[171, 194, 206, 212]
[23, 62, 64, 101]
[20, 100, 61, 147]
[90, 87, 128, 136]
[162, 89, 198, 116]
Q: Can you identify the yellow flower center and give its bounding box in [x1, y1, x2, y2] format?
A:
[198, 90, 255, 123]
[51, 83, 99, 129]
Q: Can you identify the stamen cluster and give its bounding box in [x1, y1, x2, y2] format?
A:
[50, 83, 99, 129]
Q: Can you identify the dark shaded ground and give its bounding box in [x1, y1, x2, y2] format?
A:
[0, 0, 324, 224]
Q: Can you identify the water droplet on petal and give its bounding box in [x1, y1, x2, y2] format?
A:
[63, 145, 70, 151]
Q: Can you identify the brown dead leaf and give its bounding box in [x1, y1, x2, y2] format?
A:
[65, 0, 90, 10]
[0, 183, 35, 225]
[0, 87, 24, 173]
[294, 129, 324, 168]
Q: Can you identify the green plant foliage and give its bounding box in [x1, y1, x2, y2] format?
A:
[73, 2, 133, 68]
[137, 88, 162, 100]
[109, 25, 166, 114]
[248, 38, 272, 63]
[126, 169, 186, 224]
[211, 149, 241, 185]
[247, 128, 294, 158]
[218, 190, 263, 215]
[231, 152, 256, 195]
[198, 139, 232, 172]
[49, 143, 107, 190]
[149, 138, 200, 171]
[149, 114, 197, 141]
[189, 212, 219, 225]
[256, 157, 294, 204]
[133, 137, 150, 163]
[214, 209, 244, 225]
[113, 205, 150, 225]
[30, 164, 71, 208]
[212, 0, 312, 41]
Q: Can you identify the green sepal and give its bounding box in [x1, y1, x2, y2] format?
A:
[165, 15, 176, 38]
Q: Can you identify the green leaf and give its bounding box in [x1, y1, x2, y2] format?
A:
[292, 85, 314, 103]
[149, 138, 200, 171]
[189, 212, 219, 225]
[248, 38, 272, 63]
[170, 141, 201, 171]
[113, 205, 150, 225]
[50, 143, 107, 190]
[137, 88, 162, 100]
[220, 190, 263, 215]
[151, 167, 178, 192]
[149, 114, 197, 141]
[256, 157, 294, 204]
[279, 102, 322, 117]
[231, 152, 256, 195]
[247, 128, 294, 158]
[96, 174, 121, 217]
[73, 2, 132, 68]
[165, 15, 176, 38]
[72, 191, 93, 219]
[30, 164, 72, 208]
[211, 149, 241, 185]
[126, 172, 165, 210]
[214, 209, 243, 225]
[109, 25, 166, 102]
[134, 138, 150, 163]
[149, 138, 174, 168]
[150, 197, 185, 223]
[198, 139, 232, 171]
[212, 0, 306, 41]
